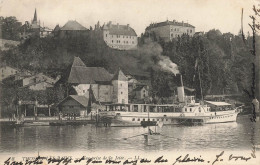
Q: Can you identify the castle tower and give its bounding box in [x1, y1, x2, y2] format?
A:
[111, 68, 128, 104]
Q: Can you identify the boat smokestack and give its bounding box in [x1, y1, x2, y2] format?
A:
[176, 74, 185, 102]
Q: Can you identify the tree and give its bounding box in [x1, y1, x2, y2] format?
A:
[0, 16, 22, 41]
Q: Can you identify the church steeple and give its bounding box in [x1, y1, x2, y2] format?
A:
[32, 8, 37, 24]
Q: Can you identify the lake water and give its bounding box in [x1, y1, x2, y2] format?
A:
[0, 115, 259, 154]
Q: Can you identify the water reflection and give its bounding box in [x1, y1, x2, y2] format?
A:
[0, 116, 259, 153]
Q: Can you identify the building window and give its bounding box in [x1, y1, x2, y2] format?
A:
[132, 41, 134, 44]
[126, 36, 128, 38]
[132, 118, 135, 121]
[121, 92, 123, 94]
[137, 118, 140, 121]
[83, 90, 85, 93]
[106, 34, 107, 37]
[190, 30, 192, 33]
[175, 28, 176, 31]
[120, 84, 122, 86]
[143, 119, 145, 121]
[171, 34, 173, 37]
[112, 40, 113, 43]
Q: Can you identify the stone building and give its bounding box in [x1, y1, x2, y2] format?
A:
[132, 85, 149, 100]
[103, 22, 138, 50]
[145, 20, 195, 42]
[67, 57, 128, 104]
[57, 20, 88, 38]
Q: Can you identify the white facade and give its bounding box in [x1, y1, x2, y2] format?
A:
[103, 31, 138, 50]
[112, 80, 128, 104]
[103, 22, 138, 50]
[0, 66, 18, 81]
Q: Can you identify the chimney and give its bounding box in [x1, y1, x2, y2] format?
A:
[176, 74, 185, 102]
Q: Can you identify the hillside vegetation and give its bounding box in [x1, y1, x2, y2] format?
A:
[0, 16, 254, 100]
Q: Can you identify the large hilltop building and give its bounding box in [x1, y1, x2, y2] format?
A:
[103, 22, 138, 50]
[67, 57, 128, 104]
[145, 20, 195, 42]
[54, 20, 88, 38]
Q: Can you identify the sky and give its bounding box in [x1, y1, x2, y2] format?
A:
[0, 0, 259, 36]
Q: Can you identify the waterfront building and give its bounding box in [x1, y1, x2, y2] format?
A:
[145, 20, 195, 42]
[103, 21, 138, 50]
[57, 95, 91, 117]
[67, 57, 129, 104]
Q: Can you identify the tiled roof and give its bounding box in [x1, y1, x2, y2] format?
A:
[72, 57, 86, 67]
[58, 95, 89, 107]
[146, 20, 195, 30]
[70, 95, 89, 107]
[68, 66, 113, 84]
[20, 81, 53, 89]
[111, 68, 128, 81]
[53, 25, 60, 32]
[68, 57, 113, 84]
[61, 20, 87, 31]
[133, 85, 147, 92]
[104, 23, 137, 36]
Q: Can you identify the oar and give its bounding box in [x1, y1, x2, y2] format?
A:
[123, 133, 145, 140]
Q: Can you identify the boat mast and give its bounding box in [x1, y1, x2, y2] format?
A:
[148, 107, 150, 134]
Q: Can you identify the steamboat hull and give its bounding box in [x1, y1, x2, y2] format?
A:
[98, 110, 239, 127]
